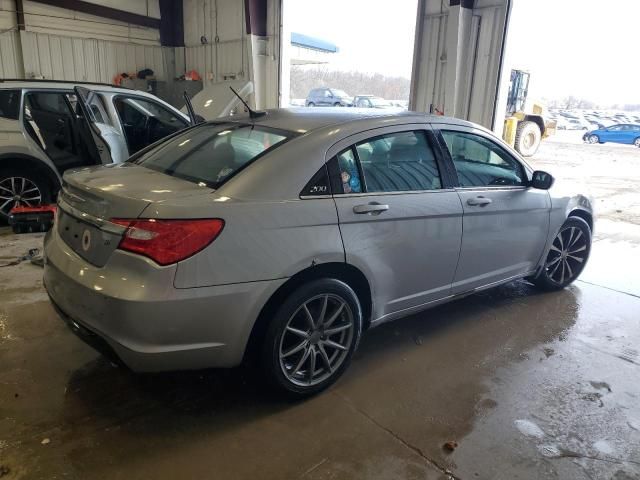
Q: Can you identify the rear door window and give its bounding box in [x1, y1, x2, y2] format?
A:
[0, 90, 21, 119]
[356, 130, 441, 192]
[131, 124, 292, 187]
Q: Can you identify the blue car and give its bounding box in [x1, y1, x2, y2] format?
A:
[583, 124, 640, 147]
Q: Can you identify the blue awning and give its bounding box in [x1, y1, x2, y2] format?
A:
[291, 32, 338, 53]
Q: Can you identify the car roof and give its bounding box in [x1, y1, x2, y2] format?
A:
[220, 107, 475, 133]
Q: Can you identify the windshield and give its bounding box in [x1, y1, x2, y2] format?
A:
[130, 123, 292, 188]
[331, 89, 350, 98]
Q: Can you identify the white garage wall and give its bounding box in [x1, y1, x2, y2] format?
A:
[22, 0, 160, 44]
[0, 0, 23, 77]
[0, 31, 23, 78]
[0, 0, 165, 82]
[177, 0, 249, 82]
[21, 32, 166, 82]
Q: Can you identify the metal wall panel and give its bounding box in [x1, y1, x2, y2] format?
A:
[23, 1, 160, 44]
[411, 12, 447, 115]
[21, 32, 166, 82]
[0, 31, 24, 78]
[411, 0, 508, 130]
[181, 0, 248, 83]
[467, 6, 505, 127]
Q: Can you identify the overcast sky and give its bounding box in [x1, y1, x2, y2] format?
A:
[287, 0, 418, 78]
[288, 0, 639, 105]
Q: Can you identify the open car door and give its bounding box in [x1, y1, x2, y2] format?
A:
[73, 86, 115, 166]
[183, 91, 203, 125]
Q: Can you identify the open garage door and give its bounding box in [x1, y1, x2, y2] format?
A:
[410, 0, 511, 131]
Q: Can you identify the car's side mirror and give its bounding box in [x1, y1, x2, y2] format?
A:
[530, 170, 554, 190]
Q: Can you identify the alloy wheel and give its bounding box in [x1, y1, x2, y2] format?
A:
[279, 294, 354, 387]
[588, 135, 599, 144]
[544, 226, 588, 284]
[0, 177, 42, 216]
[634, 138, 640, 147]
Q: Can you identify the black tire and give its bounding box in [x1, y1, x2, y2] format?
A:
[514, 121, 542, 157]
[634, 137, 640, 148]
[531, 217, 591, 291]
[261, 278, 362, 398]
[587, 134, 600, 144]
[333, 102, 341, 107]
[0, 167, 53, 222]
[307, 102, 315, 107]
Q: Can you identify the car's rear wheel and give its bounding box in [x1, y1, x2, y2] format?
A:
[333, 102, 341, 107]
[307, 102, 315, 107]
[531, 217, 591, 291]
[588, 134, 600, 144]
[634, 137, 640, 148]
[0, 168, 52, 221]
[262, 279, 362, 398]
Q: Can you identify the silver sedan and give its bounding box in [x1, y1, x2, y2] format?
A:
[44, 109, 593, 397]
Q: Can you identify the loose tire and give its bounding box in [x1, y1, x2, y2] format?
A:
[0, 168, 52, 221]
[514, 121, 542, 157]
[531, 217, 591, 291]
[587, 134, 600, 144]
[261, 279, 362, 397]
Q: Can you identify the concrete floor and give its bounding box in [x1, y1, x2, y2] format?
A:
[1, 134, 639, 479]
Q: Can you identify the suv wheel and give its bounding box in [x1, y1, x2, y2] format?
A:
[531, 217, 591, 291]
[0, 168, 52, 221]
[262, 279, 362, 397]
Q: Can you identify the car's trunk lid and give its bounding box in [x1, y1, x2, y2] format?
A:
[57, 163, 214, 267]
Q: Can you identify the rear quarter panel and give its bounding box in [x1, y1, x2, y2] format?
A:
[148, 196, 344, 288]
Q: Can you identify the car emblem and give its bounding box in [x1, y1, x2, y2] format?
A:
[81, 229, 92, 252]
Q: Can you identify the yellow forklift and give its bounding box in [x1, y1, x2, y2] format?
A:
[503, 69, 556, 157]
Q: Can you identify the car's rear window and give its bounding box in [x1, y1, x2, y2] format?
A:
[131, 123, 292, 188]
[0, 90, 21, 119]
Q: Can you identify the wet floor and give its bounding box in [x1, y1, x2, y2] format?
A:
[1, 227, 639, 479]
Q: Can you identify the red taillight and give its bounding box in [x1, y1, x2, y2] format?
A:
[111, 218, 225, 266]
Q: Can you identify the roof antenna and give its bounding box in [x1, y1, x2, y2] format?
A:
[229, 86, 266, 119]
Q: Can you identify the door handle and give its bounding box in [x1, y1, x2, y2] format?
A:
[467, 196, 492, 206]
[353, 202, 389, 215]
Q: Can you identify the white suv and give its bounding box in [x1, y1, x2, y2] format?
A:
[0, 80, 191, 219]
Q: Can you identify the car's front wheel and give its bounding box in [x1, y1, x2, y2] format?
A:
[634, 137, 640, 148]
[587, 134, 600, 144]
[307, 102, 315, 107]
[262, 279, 362, 397]
[531, 217, 591, 291]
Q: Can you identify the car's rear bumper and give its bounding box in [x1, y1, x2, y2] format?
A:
[43, 225, 285, 372]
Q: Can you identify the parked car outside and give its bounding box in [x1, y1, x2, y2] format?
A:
[44, 109, 593, 397]
[352, 95, 395, 109]
[305, 88, 353, 107]
[0, 80, 191, 219]
[583, 123, 640, 146]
